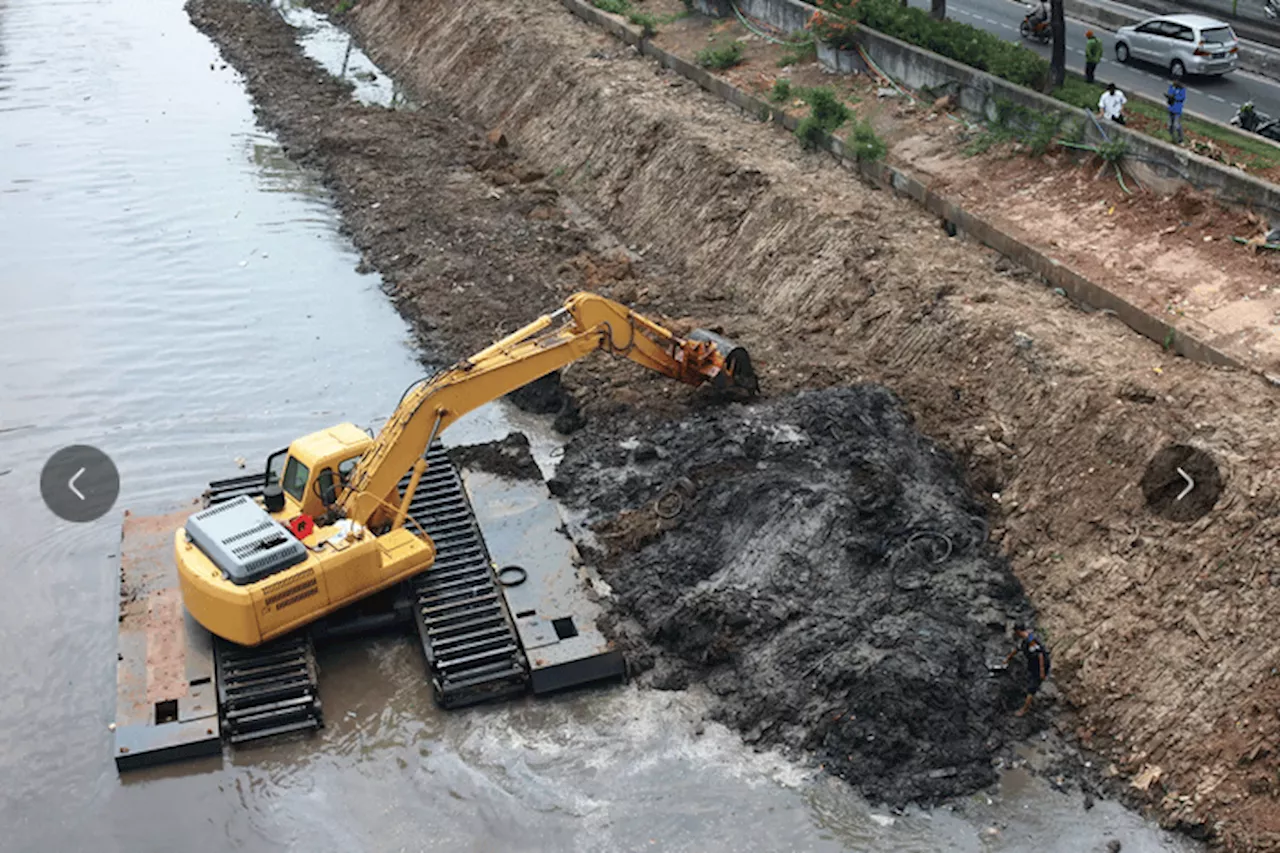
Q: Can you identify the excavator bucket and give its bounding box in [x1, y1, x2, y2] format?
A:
[689, 328, 759, 396]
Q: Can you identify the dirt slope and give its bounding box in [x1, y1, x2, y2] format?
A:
[189, 0, 1280, 846]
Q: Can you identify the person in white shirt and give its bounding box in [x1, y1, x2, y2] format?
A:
[1098, 82, 1127, 125]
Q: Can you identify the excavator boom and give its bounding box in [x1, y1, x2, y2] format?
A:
[338, 292, 756, 528]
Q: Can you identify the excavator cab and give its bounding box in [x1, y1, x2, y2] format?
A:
[262, 423, 373, 520]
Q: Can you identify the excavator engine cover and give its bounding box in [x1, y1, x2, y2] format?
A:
[185, 495, 308, 586]
[689, 328, 758, 395]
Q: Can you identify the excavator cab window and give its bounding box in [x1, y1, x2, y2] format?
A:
[265, 448, 287, 487]
[315, 468, 338, 506]
[282, 456, 310, 502]
[337, 455, 361, 485]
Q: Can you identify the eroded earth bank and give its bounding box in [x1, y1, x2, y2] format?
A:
[187, 0, 1280, 847]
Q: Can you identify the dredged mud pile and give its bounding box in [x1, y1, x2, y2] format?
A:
[551, 386, 1034, 806]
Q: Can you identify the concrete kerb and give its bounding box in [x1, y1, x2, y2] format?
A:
[556, 0, 1249, 372]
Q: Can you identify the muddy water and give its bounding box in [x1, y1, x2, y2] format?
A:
[0, 1, 1198, 851]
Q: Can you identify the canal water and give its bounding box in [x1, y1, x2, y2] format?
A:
[0, 1, 1199, 851]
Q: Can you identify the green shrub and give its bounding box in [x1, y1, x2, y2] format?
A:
[593, 0, 630, 14]
[793, 86, 850, 149]
[627, 10, 658, 36]
[333, 0, 355, 12]
[795, 116, 826, 149]
[1026, 113, 1062, 156]
[776, 41, 817, 67]
[842, 0, 1047, 89]
[802, 86, 849, 128]
[771, 79, 792, 103]
[696, 41, 745, 70]
[847, 119, 887, 161]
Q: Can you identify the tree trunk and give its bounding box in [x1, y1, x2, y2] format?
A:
[1050, 0, 1066, 89]
[931, 0, 945, 19]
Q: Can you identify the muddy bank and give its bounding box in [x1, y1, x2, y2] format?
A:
[552, 386, 1036, 805]
[190, 0, 1280, 846]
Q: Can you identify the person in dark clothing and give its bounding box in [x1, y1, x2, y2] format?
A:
[1003, 623, 1050, 717]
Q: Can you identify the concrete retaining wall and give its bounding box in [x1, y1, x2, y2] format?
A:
[558, 0, 1247, 371]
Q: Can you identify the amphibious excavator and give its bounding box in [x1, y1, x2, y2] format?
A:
[175, 292, 756, 648]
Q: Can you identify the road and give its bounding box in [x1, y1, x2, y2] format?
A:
[905, 0, 1280, 126]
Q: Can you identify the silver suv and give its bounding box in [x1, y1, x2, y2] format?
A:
[1114, 14, 1239, 78]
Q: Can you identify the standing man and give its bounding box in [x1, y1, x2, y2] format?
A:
[1084, 30, 1103, 83]
[1003, 623, 1051, 717]
[1098, 82, 1127, 125]
[1166, 78, 1187, 144]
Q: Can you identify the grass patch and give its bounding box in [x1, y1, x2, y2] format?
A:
[627, 10, 658, 36]
[847, 119, 887, 161]
[771, 79, 792, 103]
[333, 0, 355, 12]
[776, 41, 817, 68]
[795, 86, 850, 149]
[965, 98, 1065, 157]
[697, 41, 745, 70]
[592, 0, 630, 13]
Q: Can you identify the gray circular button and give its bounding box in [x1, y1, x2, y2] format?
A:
[41, 445, 120, 523]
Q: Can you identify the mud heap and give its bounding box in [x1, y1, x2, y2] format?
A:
[552, 386, 1034, 806]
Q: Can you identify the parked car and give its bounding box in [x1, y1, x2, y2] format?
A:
[1114, 14, 1239, 78]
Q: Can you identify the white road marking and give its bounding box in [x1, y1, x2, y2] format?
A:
[1208, 94, 1226, 102]
[1188, 87, 1205, 94]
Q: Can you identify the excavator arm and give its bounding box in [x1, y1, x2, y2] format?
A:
[338, 292, 757, 528]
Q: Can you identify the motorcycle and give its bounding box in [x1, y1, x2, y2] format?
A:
[1230, 101, 1280, 142]
[1019, 12, 1051, 44]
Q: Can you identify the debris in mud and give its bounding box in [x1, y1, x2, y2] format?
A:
[1140, 444, 1222, 522]
[447, 433, 542, 482]
[554, 386, 1038, 806]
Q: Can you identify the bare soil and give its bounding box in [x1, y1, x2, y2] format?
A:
[189, 0, 1280, 847]
[649, 4, 1280, 375]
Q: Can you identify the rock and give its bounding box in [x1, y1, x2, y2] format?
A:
[1106, 841, 1122, 853]
[485, 128, 508, 149]
[877, 87, 899, 99]
[933, 93, 957, 111]
[1083, 792, 1095, 810]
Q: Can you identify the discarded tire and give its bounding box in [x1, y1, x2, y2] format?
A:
[1141, 444, 1222, 522]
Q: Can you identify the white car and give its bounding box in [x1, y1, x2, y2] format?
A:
[1114, 14, 1239, 78]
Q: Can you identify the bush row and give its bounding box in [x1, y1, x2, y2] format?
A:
[815, 0, 1048, 90]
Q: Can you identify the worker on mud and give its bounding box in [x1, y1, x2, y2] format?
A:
[1084, 31, 1103, 83]
[1098, 82, 1127, 125]
[1003, 623, 1051, 717]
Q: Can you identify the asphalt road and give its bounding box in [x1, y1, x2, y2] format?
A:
[905, 0, 1280, 125]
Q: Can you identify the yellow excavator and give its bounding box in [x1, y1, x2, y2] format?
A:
[177, 292, 756, 647]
